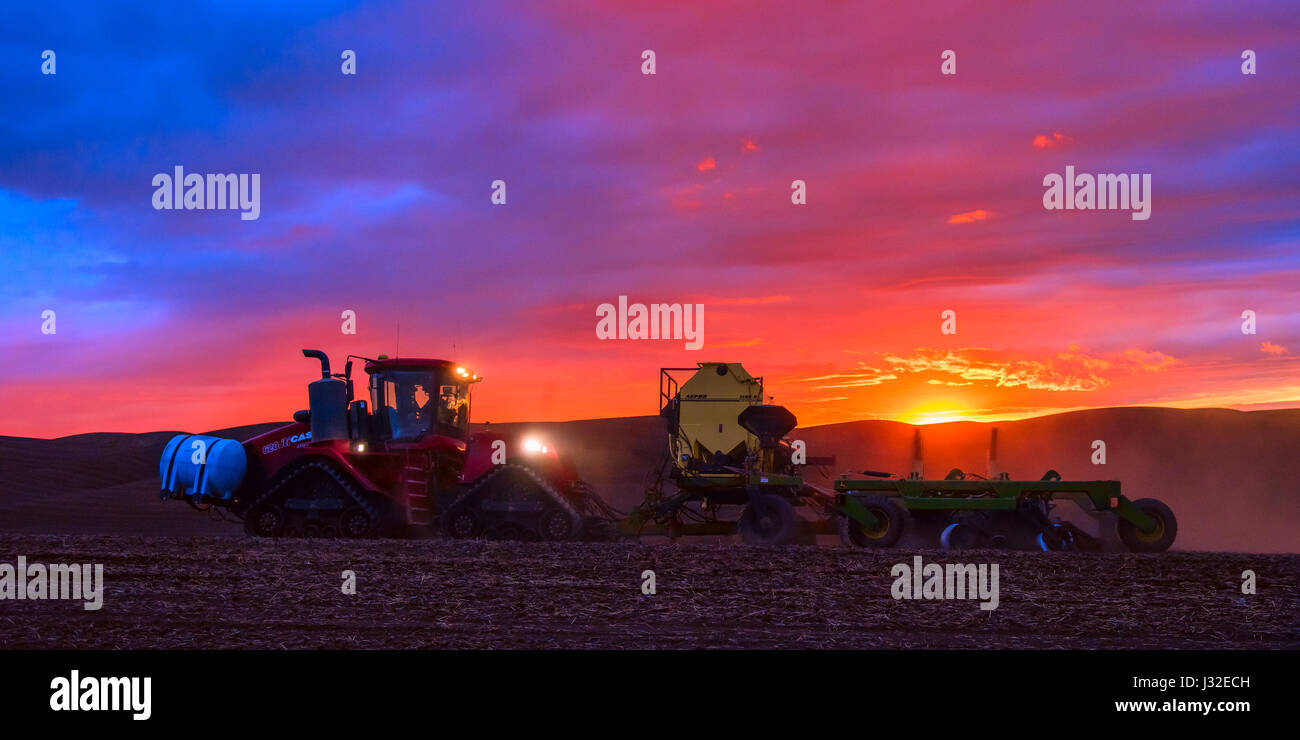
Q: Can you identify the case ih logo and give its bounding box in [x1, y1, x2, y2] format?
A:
[261, 431, 311, 455]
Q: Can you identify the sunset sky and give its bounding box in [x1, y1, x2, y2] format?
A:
[2, 1, 1298, 438]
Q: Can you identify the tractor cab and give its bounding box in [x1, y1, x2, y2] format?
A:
[296, 350, 479, 453]
[364, 357, 478, 443]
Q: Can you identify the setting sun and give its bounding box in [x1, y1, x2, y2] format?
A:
[896, 399, 974, 425]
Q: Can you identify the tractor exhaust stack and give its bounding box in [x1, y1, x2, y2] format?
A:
[302, 348, 332, 379]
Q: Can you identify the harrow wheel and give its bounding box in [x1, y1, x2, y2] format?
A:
[841, 495, 906, 548]
[1117, 498, 1178, 553]
[739, 494, 797, 545]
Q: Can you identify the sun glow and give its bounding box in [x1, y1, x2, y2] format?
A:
[896, 400, 974, 425]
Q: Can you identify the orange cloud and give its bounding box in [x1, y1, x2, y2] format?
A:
[697, 156, 716, 171]
[1032, 132, 1071, 148]
[947, 209, 990, 224]
[711, 295, 791, 305]
[797, 366, 898, 390]
[1261, 341, 1288, 355]
[880, 346, 1180, 392]
[1116, 348, 1182, 372]
[741, 138, 758, 152]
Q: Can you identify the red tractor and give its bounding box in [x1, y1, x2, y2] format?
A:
[159, 349, 618, 539]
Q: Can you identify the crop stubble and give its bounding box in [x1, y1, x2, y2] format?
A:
[1, 535, 1295, 649]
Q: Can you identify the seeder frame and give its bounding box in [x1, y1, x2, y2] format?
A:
[833, 471, 1158, 532]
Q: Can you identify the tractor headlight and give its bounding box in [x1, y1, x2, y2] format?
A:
[522, 438, 552, 455]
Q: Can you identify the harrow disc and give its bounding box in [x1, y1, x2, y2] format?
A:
[1036, 523, 1074, 551]
[940, 522, 984, 551]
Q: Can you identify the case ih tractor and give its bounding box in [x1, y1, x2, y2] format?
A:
[159, 349, 617, 540]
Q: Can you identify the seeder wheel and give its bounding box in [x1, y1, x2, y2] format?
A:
[1117, 497, 1178, 552]
[739, 494, 797, 545]
[841, 495, 906, 548]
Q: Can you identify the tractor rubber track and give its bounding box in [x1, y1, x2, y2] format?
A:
[242, 458, 384, 538]
[443, 463, 588, 541]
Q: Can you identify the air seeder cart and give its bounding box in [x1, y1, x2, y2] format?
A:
[622, 363, 841, 543]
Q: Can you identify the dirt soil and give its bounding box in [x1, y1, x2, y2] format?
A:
[1, 534, 1295, 649]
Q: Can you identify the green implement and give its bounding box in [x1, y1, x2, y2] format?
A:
[834, 468, 1177, 552]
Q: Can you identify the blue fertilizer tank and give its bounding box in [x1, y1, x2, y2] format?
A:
[159, 434, 248, 501]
